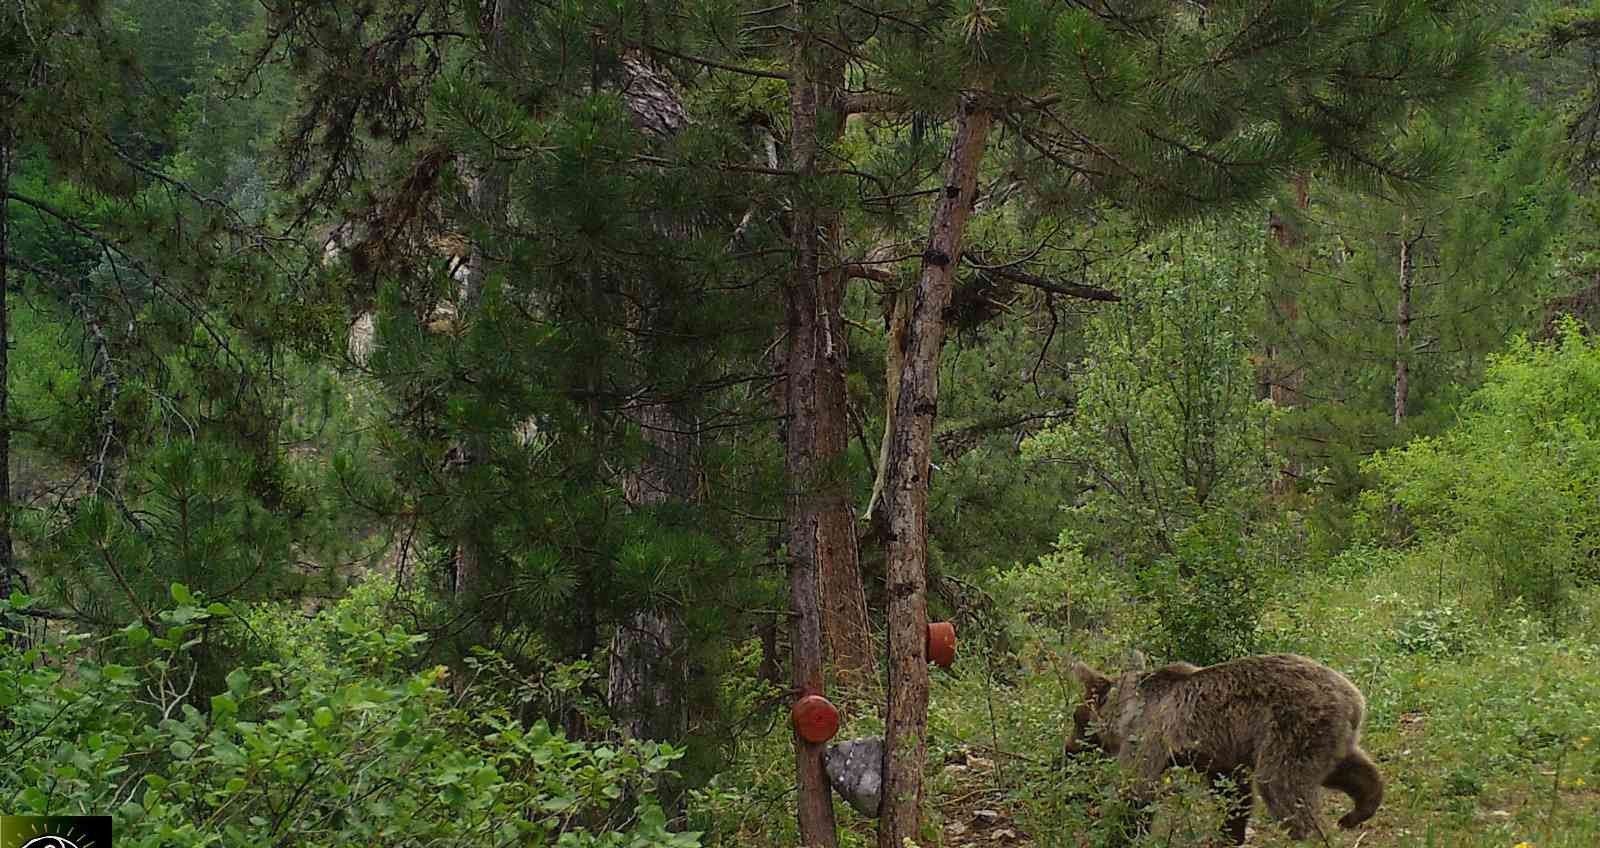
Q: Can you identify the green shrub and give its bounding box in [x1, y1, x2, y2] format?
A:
[1363, 319, 1600, 632]
[989, 532, 1138, 654]
[1393, 602, 1480, 658]
[1019, 226, 1280, 570]
[1136, 513, 1267, 666]
[0, 586, 698, 848]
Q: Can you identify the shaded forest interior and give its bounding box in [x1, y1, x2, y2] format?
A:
[5, 2, 1600, 847]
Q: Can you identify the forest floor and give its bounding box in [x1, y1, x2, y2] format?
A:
[936, 750, 1032, 848]
[710, 550, 1600, 848]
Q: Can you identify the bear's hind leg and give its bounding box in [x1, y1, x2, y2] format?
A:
[1259, 777, 1322, 841]
[1208, 768, 1253, 845]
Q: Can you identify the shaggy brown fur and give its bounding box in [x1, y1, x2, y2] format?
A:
[1067, 653, 1383, 844]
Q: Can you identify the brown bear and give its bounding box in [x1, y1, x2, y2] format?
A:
[1067, 653, 1383, 844]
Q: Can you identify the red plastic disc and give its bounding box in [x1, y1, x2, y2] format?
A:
[792, 694, 840, 744]
[927, 621, 957, 669]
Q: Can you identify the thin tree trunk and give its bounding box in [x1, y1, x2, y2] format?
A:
[864, 288, 909, 524]
[0, 123, 15, 644]
[578, 267, 604, 663]
[757, 614, 783, 686]
[82, 310, 120, 496]
[448, 0, 509, 641]
[785, 20, 840, 843]
[878, 95, 992, 848]
[450, 166, 500, 611]
[1394, 217, 1413, 426]
[1265, 172, 1310, 495]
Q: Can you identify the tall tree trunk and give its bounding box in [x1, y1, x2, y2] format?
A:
[1265, 172, 1310, 495]
[611, 399, 693, 742]
[1394, 217, 1414, 426]
[810, 63, 874, 686]
[577, 267, 604, 665]
[878, 96, 992, 848]
[815, 279, 874, 683]
[0, 122, 15, 644]
[785, 20, 840, 844]
[450, 166, 500, 613]
[450, 0, 510, 641]
[608, 51, 693, 746]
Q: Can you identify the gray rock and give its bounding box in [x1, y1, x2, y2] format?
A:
[824, 736, 884, 817]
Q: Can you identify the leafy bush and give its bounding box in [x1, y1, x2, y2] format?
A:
[988, 532, 1138, 655]
[1021, 226, 1280, 569]
[0, 585, 698, 848]
[1136, 513, 1267, 665]
[1393, 602, 1480, 657]
[1015, 228, 1281, 666]
[994, 520, 1272, 669]
[1363, 320, 1600, 632]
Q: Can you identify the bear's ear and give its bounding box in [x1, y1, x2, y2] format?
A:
[1124, 648, 1148, 671]
[1073, 662, 1113, 705]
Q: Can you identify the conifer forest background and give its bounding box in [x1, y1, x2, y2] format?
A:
[5, 2, 1600, 846]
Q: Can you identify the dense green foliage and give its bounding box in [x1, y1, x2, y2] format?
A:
[1268, 75, 1574, 511]
[1020, 226, 1283, 664]
[2, 584, 696, 847]
[1022, 227, 1276, 564]
[6, 0, 1600, 846]
[1364, 319, 1600, 631]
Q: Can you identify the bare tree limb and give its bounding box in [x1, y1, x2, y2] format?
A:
[963, 251, 1121, 302]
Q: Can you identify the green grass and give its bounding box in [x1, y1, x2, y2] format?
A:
[697, 548, 1600, 848]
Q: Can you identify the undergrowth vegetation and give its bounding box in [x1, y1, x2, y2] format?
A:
[1, 582, 697, 848]
[10, 329, 1600, 847]
[688, 547, 1600, 848]
[691, 326, 1600, 847]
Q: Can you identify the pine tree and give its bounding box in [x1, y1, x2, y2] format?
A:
[608, 49, 698, 749]
[2, 0, 174, 636]
[3, 0, 345, 645]
[1265, 81, 1572, 505]
[260, 2, 791, 767]
[842, 3, 1492, 843]
[1, 87, 14, 642]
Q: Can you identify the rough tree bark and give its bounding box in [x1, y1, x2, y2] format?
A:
[878, 95, 992, 848]
[0, 121, 15, 643]
[611, 400, 694, 742]
[1394, 217, 1415, 425]
[608, 50, 693, 745]
[816, 309, 875, 683]
[785, 17, 841, 843]
[809, 67, 875, 687]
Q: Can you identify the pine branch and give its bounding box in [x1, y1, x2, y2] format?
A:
[640, 42, 788, 80]
[841, 91, 1062, 115]
[962, 251, 1121, 302]
[843, 263, 895, 283]
[4, 191, 251, 374]
[935, 410, 1069, 459]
